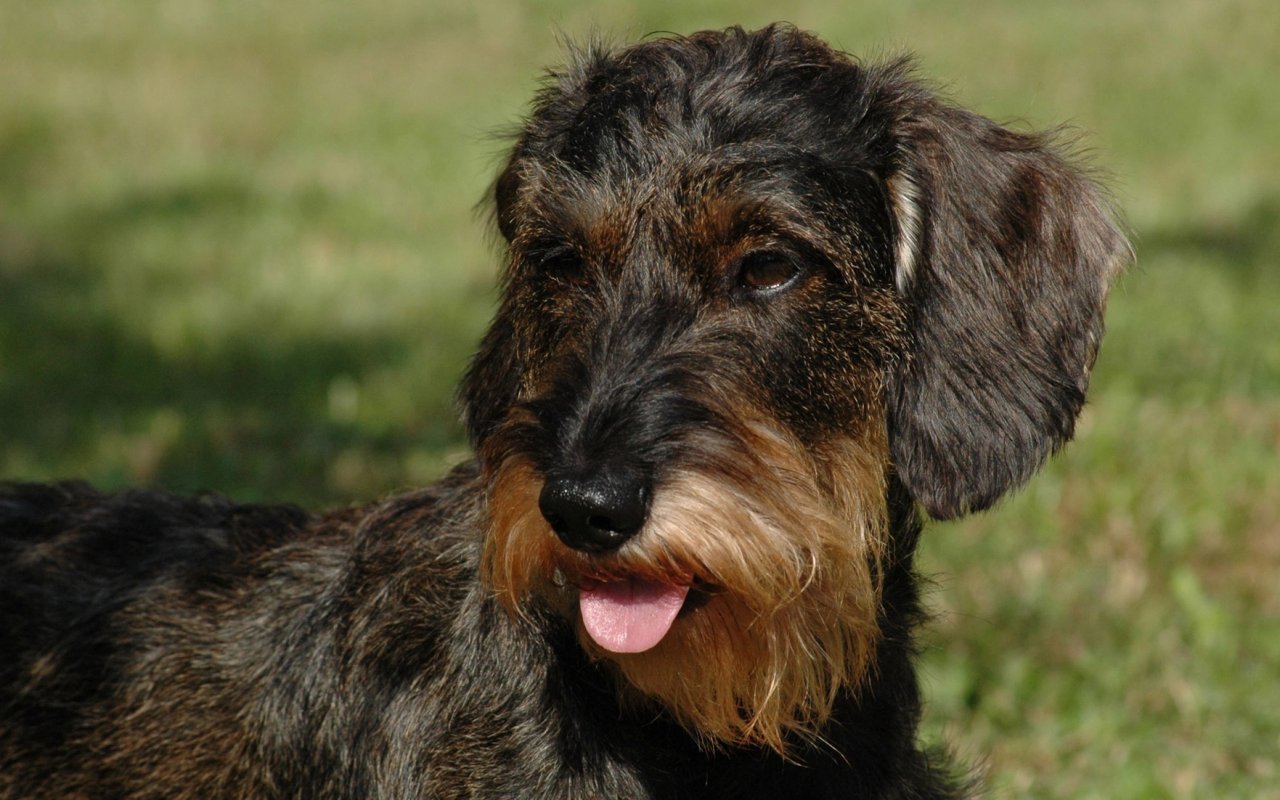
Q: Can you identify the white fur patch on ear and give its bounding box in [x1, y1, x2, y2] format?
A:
[887, 170, 922, 294]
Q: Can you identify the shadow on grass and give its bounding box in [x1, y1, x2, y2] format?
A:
[1136, 193, 1280, 281]
[0, 165, 472, 506]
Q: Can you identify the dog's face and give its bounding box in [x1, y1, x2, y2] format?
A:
[465, 26, 1126, 752]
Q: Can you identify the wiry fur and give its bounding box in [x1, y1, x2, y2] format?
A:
[485, 420, 889, 753]
[1, 25, 1126, 799]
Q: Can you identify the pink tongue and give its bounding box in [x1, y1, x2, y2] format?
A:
[579, 578, 690, 654]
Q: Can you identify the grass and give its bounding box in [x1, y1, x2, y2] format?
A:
[2, 1, 1277, 796]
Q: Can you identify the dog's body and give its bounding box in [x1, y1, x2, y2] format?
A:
[0, 473, 941, 798]
[0, 26, 1127, 799]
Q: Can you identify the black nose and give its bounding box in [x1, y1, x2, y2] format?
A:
[538, 469, 649, 553]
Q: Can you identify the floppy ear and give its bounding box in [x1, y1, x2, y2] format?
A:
[885, 100, 1129, 519]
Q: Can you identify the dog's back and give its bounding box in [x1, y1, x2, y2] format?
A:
[0, 482, 312, 666]
[0, 482, 341, 796]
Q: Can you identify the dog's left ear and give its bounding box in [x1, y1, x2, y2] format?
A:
[884, 96, 1129, 520]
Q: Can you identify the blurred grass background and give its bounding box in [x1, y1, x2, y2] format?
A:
[1, 1, 1276, 797]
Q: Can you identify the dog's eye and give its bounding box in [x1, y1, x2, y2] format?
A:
[736, 251, 801, 294]
[535, 245, 586, 283]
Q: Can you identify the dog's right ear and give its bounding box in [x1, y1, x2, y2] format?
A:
[883, 92, 1129, 520]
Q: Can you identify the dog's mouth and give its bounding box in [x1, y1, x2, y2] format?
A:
[576, 577, 717, 654]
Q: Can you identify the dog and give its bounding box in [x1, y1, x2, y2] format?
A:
[0, 25, 1127, 799]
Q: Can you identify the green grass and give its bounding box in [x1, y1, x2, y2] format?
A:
[2, 2, 1276, 796]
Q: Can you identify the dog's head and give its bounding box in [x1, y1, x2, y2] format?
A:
[464, 25, 1127, 752]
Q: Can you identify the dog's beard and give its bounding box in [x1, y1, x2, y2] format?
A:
[482, 413, 890, 755]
